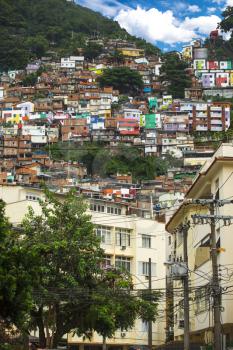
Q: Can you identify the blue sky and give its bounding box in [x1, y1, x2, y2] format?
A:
[76, 0, 233, 51]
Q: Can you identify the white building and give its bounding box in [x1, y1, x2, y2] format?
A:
[0, 185, 167, 350]
[22, 125, 47, 144]
[61, 58, 76, 69]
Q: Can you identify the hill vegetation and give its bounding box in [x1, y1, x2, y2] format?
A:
[0, 0, 160, 71]
[203, 6, 233, 60]
[47, 142, 182, 181]
[160, 52, 191, 98]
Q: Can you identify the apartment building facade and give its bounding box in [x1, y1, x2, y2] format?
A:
[166, 144, 233, 348]
[0, 186, 167, 350]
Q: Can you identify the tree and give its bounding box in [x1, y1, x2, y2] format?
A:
[26, 35, 49, 57]
[21, 190, 160, 348]
[0, 200, 33, 342]
[98, 67, 143, 95]
[160, 52, 191, 98]
[85, 267, 160, 350]
[219, 6, 233, 33]
[22, 73, 38, 87]
[83, 43, 103, 60]
[109, 50, 125, 66]
[21, 190, 103, 348]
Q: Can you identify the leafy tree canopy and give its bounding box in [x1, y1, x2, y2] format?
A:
[0, 200, 34, 338]
[84, 43, 103, 60]
[98, 67, 144, 95]
[20, 189, 160, 348]
[47, 142, 178, 181]
[219, 6, 233, 33]
[160, 52, 191, 98]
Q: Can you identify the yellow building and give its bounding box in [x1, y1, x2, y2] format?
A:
[0, 186, 167, 350]
[166, 143, 233, 347]
[117, 48, 145, 57]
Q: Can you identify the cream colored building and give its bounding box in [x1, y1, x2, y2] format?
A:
[0, 185, 167, 349]
[166, 143, 233, 348]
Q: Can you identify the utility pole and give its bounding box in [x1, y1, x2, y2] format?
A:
[150, 194, 153, 220]
[210, 202, 222, 350]
[148, 258, 152, 350]
[182, 224, 190, 350]
[190, 199, 233, 350]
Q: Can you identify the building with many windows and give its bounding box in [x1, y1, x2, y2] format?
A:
[166, 143, 233, 347]
[0, 184, 167, 350]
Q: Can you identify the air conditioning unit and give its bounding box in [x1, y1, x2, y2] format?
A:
[121, 246, 126, 251]
[178, 319, 184, 328]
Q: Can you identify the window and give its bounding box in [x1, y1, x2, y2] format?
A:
[102, 255, 112, 268]
[107, 206, 121, 215]
[142, 234, 151, 248]
[195, 285, 209, 314]
[168, 236, 172, 245]
[141, 320, 148, 332]
[138, 261, 156, 276]
[177, 230, 183, 246]
[92, 204, 105, 213]
[26, 193, 40, 201]
[178, 299, 184, 320]
[115, 256, 131, 272]
[96, 226, 111, 244]
[116, 228, 131, 247]
[215, 177, 220, 199]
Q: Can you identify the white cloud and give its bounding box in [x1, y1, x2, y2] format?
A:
[225, 0, 233, 5]
[187, 4, 201, 13]
[182, 15, 221, 34]
[207, 7, 217, 12]
[115, 6, 221, 45]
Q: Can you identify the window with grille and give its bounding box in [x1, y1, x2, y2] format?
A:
[95, 226, 111, 244]
[115, 228, 131, 247]
[142, 234, 151, 248]
[195, 285, 209, 314]
[115, 256, 131, 272]
[138, 261, 156, 276]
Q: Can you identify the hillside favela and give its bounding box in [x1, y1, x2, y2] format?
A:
[2, 1, 233, 350]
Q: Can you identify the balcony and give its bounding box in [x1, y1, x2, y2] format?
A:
[194, 247, 210, 269]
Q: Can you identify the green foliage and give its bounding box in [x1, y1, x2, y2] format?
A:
[204, 36, 233, 61]
[219, 6, 233, 33]
[48, 142, 174, 181]
[0, 0, 160, 70]
[160, 52, 191, 98]
[98, 67, 143, 95]
[20, 189, 160, 347]
[21, 73, 38, 87]
[209, 6, 233, 60]
[84, 43, 103, 60]
[25, 35, 49, 57]
[21, 190, 104, 347]
[0, 200, 33, 337]
[109, 50, 125, 65]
